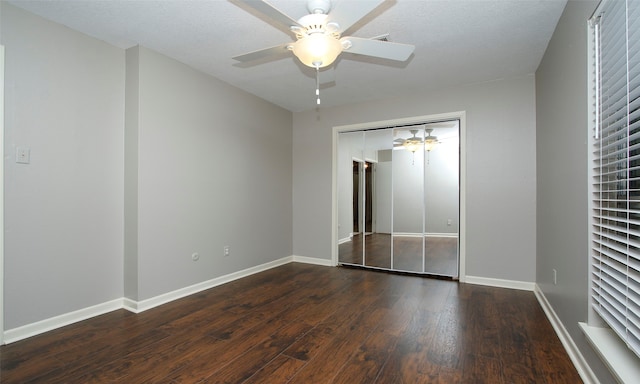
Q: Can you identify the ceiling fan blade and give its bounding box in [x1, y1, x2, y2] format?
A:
[328, 0, 385, 33]
[341, 37, 414, 61]
[233, 43, 291, 62]
[235, 0, 302, 30]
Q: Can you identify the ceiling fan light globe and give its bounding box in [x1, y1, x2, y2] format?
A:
[292, 34, 342, 68]
[424, 141, 437, 151]
[424, 134, 438, 151]
[403, 138, 422, 153]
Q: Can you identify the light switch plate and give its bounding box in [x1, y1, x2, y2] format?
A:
[16, 146, 30, 164]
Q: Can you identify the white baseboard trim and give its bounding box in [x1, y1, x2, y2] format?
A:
[338, 237, 351, 245]
[393, 232, 458, 238]
[3, 256, 294, 343]
[292, 255, 335, 266]
[5, 260, 539, 346]
[393, 232, 424, 238]
[464, 275, 535, 291]
[535, 285, 599, 384]
[426, 232, 459, 238]
[3, 298, 123, 344]
[125, 256, 293, 313]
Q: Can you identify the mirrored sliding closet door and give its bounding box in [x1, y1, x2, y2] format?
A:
[337, 120, 460, 278]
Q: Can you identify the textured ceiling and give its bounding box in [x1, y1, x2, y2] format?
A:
[7, 0, 568, 112]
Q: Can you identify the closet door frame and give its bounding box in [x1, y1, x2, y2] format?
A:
[331, 111, 467, 281]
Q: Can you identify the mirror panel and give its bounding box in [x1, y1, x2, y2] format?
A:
[392, 127, 425, 272]
[338, 131, 364, 266]
[424, 122, 460, 277]
[363, 129, 393, 269]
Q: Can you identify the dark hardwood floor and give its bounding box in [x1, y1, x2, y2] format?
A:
[0, 263, 581, 383]
[339, 233, 458, 277]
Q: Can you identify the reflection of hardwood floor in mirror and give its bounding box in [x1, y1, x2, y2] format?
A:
[339, 233, 458, 277]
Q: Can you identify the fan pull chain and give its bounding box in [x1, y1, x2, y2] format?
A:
[316, 67, 321, 105]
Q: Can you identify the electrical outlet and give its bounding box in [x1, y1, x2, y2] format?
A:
[553, 269, 557, 285]
[223, 246, 230, 257]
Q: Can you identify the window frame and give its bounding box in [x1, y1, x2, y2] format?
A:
[584, 0, 640, 381]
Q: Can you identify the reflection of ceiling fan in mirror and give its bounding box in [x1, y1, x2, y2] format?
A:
[393, 128, 440, 152]
[232, 0, 415, 104]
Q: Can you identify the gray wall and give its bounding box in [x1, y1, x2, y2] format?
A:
[130, 46, 292, 300]
[293, 75, 537, 282]
[2, 3, 293, 328]
[124, 46, 140, 300]
[535, 1, 615, 382]
[1, 4, 125, 328]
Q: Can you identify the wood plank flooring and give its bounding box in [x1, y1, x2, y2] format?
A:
[0, 263, 581, 383]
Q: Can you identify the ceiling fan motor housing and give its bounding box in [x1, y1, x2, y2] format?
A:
[307, 0, 332, 14]
[295, 14, 340, 38]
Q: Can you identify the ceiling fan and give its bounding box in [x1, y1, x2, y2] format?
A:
[393, 128, 440, 152]
[232, 0, 415, 104]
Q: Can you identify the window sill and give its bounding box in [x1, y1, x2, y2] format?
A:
[579, 322, 640, 384]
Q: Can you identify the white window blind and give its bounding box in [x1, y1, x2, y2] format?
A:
[591, 0, 640, 359]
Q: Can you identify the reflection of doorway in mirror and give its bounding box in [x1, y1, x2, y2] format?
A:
[365, 161, 373, 234]
[351, 159, 375, 236]
[352, 160, 360, 234]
